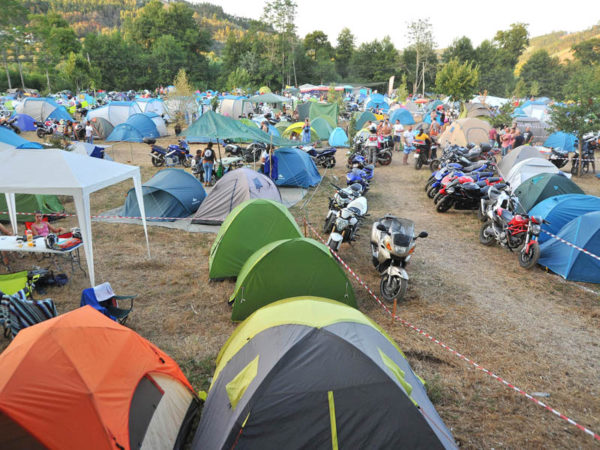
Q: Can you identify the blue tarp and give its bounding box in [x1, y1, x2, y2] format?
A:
[123, 168, 206, 221]
[0, 127, 43, 149]
[273, 147, 322, 188]
[529, 194, 600, 243]
[544, 132, 577, 152]
[539, 211, 600, 283]
[329, 127, 349, 147]
[12, 114, 36, 131]
[389, 109, 415, 125]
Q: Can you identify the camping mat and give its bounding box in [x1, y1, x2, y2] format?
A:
[92, 187, 307, 233]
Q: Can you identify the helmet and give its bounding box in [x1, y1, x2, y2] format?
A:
[480, 143, 492, 153]
[45, 233, 58, 250]
[369, 125, 376, 133]
[466, 142, 476, 149]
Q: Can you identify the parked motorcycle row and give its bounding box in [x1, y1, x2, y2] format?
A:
[322, 145, 428, 303]
[423, 144, 545, 269]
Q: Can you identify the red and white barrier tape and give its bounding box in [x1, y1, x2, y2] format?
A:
[305, 219, 600, 442]
[541, 229, 600, 262]
[0, 211, 195, 221]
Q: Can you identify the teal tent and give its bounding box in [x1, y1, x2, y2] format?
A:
[310, 117, 333, 140]
[329, 127, 349, 147]
[355, 111, 377, 130]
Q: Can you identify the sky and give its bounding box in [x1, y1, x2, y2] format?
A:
[196, 0, 599, 49]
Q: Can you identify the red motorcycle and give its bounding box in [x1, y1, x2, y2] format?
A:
[479, 205, 548, 269]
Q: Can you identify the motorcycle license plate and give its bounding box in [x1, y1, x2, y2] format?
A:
[414, 153, 419, 158]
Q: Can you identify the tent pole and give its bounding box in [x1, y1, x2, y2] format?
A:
[129, 142, 134, 163]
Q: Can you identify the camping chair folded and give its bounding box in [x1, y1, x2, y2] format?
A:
[0, 270, 39, 299]
[0, 292, 57, 339]
[80, 282, 136, 325]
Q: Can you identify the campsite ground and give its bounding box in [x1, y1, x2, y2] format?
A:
[3, 133, 600, 448]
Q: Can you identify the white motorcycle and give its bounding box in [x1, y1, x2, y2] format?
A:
[370, 215, 428, 302]
[326, 196, 368, 252]
[323, 183, 365, 233]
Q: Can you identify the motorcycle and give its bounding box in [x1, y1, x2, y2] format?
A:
[435, 177, 505, 213]
[300, 145, 337, 168]
[370, 215, 428, 302]
[192, 156, 244, 185]
[224, 140, 267, 163]
[413, 139, 437, 170]
[346, 168, 371, 192]
[326, 196, 368, 252]
[35, 120, 55, 139]
[0, 116, 21, 134]
[479, 202, 548, 269]
[549, 148, 569, 169]
[323, 183, 365, 233]
[145, 138, 192, 167]
[570, 135, 598, 175]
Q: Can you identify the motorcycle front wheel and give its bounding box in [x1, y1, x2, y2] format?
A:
[323, 156, 336, 168]
[12, 126, 21, 134]
[479, 221, 495, 246]
[429, 159, 440, 171]
[519, 242, 540, 269]
[415, 156, 423, 170]
[323, 215, 335, 234]
[436, 196, 453, 213]
[37, 129, 45, 139]
[378, 152, 392, 166]
[380, 274, 408, 303]
[427, 185, 438, 199]
[433, 192, 444, 204]
[151, 156, 164, 167]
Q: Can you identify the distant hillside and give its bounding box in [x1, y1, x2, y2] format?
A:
[517, 22, 600, 70]
[22, 0, 256, 52]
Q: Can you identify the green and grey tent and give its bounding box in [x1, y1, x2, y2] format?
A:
[311, 117, 333, 140]
[0, 194, 63, 222]
[192, 297, 456, 450]
[229, 238, 357, 321]
[209, 199, 302, 279]
[514, 173, 584, 212]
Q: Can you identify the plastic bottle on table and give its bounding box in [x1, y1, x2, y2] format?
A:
[26, 230, 33, 247]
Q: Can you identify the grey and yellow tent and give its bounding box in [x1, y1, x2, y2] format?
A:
[229, 238, 357, 320]
[192, 297, 456, 449]
[209, 199, 302, 279]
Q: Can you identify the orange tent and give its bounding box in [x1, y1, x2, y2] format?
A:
[0, 306, 198, 450]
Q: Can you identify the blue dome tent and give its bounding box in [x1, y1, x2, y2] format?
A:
[106, 113, 160, 142]
[544, 132, 577, 152]
[273, 147, 322, 188]
[389, 108, 415, 125]
[0, 127, 43, 149]
[12, 114, 36, 131]
[122, 168, 206, 221]
[539, 211, 600, 283]
[529, 194, 600, 243]
[328, 127, 349, 147]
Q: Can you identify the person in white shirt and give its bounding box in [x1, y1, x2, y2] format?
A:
[85, 121, 94, 144]
[402, 126, 415, 165]
[393, 120, 404, 152]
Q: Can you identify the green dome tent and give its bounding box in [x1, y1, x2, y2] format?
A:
[209, 199, 302, 279]
[229, 238, 357, 321]
[310, 117, 333, 140]
[355, 111, 377, 130]
[192, 297, 455, 449]
[0, 194, 63, 222]
[514, 173, 584, 213]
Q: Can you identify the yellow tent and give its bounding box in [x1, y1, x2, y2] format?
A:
[282, 122, 320, 140]
[259, 86, 271, 94]
[439, 118, 491, 147]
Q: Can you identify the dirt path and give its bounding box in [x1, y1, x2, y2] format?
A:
[304, 153, 600, 448]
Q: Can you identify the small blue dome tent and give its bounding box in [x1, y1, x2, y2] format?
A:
[389, 108, 415, 125]
[529, 194, 600, 244]
[328, 127, 349, 147]
[12, 114, 36, 131]
[544, 132, 577, 152]
[106, 113, 160, 142]
[122, 168, 206, 221]
[539, 211, 600, 283]
[273, 147, 322, 188]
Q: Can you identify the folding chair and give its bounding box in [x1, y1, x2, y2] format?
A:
[0, 270, 39, 299]
[0, 292, 57, 340]
[80, 282, 136, 325]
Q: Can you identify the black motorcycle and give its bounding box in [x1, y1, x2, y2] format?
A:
[414, 138, 438, 170]
[436, 178, 505, 213]
[549, 148, 569, 169]
[1, 116, 21, 134]
[224, 140, 267, 163]
[570, 136, 598, 175]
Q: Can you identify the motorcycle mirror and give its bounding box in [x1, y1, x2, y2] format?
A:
[417, 231, 428, 238]
[376, 223, 387, 232]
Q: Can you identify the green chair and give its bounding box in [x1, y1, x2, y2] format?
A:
[0, 271, 39, 299]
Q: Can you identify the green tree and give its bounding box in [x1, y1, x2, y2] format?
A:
[335, 28, 355, 80]
[0, 0, 27, 89]
[494, 23, 529, 67]
[304, 30, 332, 59]
[395, 74, 409, 102]
[60, 52, 99, 92]
[435, 58, 479, 104]
[226, 67, 252, 92]
[474, 39, 515, 96]
[442, 36, 476, 63]
[150, 35, 186, 86]
[519, 49, 566, 98]
[261, 0, 298, 89]
[572, 38, 600, 66]
[314, 48, 337, 84]
[490, 102, 515, 128]
[406, 19, 436, 94]
[401, 47, 438, 94]
[514, 78, 527, 97]
[351, 37, 400, 84]
[529, 80, 540, 97]
[563, 65, 600, 101]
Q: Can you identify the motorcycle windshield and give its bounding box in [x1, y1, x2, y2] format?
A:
[381, 217, 415, 246]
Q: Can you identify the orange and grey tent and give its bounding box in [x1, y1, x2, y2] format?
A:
[0, 306, 199, 450]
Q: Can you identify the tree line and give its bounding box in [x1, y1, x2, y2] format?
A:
[1, 0, 599, 103]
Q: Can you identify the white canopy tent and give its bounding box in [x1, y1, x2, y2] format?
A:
[0, 148, 150, 286]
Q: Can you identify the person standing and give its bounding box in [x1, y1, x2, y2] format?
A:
[513, 128, 524, 149]
[201, 143, 216, 187]
[402, 126, 415, 165]
[85, 121, 94, 144]
[523, 126, 534, 145]
[393, 119, 404, 152]
[489, 126, 498, 148]
[301, 118, 311, 144]
[500, 127, 512, 157]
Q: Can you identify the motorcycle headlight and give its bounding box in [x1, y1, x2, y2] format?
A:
[336, 217, 348, 229]
[447, 187, 455, 193]
[341, 209, 352, 219]
[394, 246, 408, 254]
[531, 224, 541, 234]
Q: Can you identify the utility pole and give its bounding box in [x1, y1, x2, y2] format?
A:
[422, 61, 425, 97]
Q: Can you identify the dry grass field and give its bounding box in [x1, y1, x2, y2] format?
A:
[2, 132, 600, 448]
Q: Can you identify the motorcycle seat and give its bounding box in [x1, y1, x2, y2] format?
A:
[463, 161, 485, 172]
[499, 209, 514, 221]
[364, 164, 375, 171]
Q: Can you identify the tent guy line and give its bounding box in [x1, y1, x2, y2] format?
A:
[304, 220, 600, 443]
[541, 229, 600, 263]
